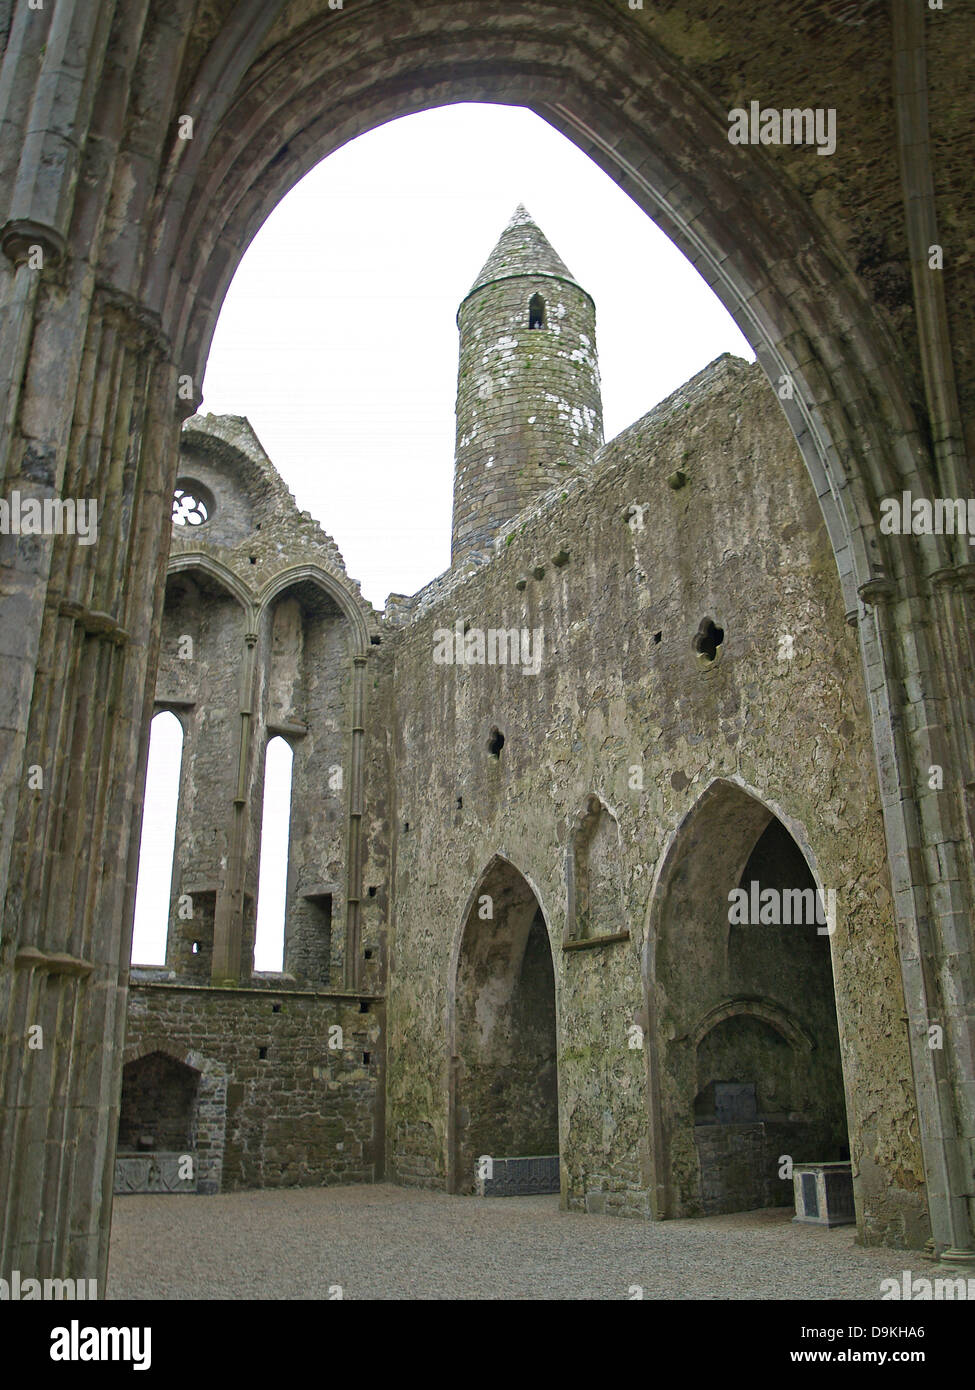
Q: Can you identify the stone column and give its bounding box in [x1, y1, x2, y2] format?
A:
[0, 283, 185, 1284]
[211, 630, 260, 985]
[857, 576, 975, 1261]
[344, 654, 368, 990]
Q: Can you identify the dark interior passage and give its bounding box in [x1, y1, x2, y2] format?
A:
[451, 861, 558, 1193]
[691, 817, 849, 1213]
[656, 786, 852, 1218]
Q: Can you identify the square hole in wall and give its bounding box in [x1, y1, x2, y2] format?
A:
[271, 1003, 281, 1014]
[258, 1047, 268, 1060]
[363, 1052, 371, 1065]
[359, 1001, 370, 1013]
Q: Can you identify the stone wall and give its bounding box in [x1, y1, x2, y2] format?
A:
[384, 356, 928, 1246]
[157, 571, 244, 981]
[150, 416, 384, 990]
[124, 981, 384, 1191]
[118, 415, 392, 1202]
[260, 586, 353, 985]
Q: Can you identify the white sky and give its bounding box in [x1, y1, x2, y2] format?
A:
[200, 102, 754, 612]
[131, 101, 754, 968]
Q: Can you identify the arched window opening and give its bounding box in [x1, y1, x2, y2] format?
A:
[131, 711, 184, 965]
[254, 736, 294, 972]
[528, 293, 546, 329]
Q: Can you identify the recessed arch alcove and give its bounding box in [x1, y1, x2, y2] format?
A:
[447, 856, 559, 1195]
[644, 779, 851, 1221]
[115, 1046, 229, 1196]
[256, 574, 356, 985]
[118, 1050, 199, 1155]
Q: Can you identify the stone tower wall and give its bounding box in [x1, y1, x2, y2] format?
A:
[451, 272, 603, 566]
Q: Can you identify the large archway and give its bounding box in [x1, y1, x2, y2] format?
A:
[448, 858, 559, 1196]
[147, 22, 975, 1262]
[1, 2, 972, 1283]
[646, 782, 852, 1222]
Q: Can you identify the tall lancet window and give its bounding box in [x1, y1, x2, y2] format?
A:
[528, 293, 546, 329]
[254, 736, 294, 972]
[132, 710, 184, 965]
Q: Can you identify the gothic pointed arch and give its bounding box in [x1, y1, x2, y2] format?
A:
[258, 564, 378, 658]
[643, 777, 851, 1220]
[447, 855, 559, 1195]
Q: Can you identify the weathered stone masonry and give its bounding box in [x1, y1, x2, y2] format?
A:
[123, 985, 383, 1191]
[0, 2, 972, 1286]
[121, 413, 390, 1196]
[451, 206, 603, 567]
[122, 211, 924, 1257]
[386, 300, 925, 1244]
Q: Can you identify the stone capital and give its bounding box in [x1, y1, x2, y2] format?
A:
[0, 218, 66, 268]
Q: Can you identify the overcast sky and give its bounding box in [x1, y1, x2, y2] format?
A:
[200, 102, 754, 612]
[132, 101, 754, 968]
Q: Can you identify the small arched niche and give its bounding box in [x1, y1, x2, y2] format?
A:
[528, 292, 546, 329]
[566, 795, 626, 945]
[117, 1051, 200, 1154]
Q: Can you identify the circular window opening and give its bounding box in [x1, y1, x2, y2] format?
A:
[172, 479, 214, 527]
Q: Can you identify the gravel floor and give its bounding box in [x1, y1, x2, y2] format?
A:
[107, 1184, 923, 1300]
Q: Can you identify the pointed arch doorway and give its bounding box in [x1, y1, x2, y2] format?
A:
[647, 780, 853, 1221]
[447, 857, 559, 1195]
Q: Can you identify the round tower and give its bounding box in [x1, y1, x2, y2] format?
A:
[450, 205, 603, 567]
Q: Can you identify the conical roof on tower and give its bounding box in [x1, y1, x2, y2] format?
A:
[463, 204, 589, 304]
[450, 204, 603, 568]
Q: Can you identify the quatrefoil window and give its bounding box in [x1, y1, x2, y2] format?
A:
[172, 480, 213, 527]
